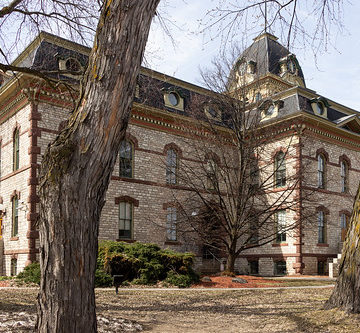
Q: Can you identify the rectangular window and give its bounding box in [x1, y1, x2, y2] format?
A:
[341, 161, 348, 193]
[318, 260, 326, 275]
[318, 211, 326, 243]
[166, 207, 177, 241]
[13, 130, 19, 171]
[10, 258, 17, 276]
[249, 216, 258, 244]
[318, 155, 325, 189]
[275, 152, 286, 188]
[119, 202, 132, 239]
[166, 149, 177, 184]
[274, 260, 287, 275]
[249, 260, 259, 275]
[12, 196, 18, 237]
[206, 159, 217, 190]
[340, 213, 349, 242]
[276, 210, 286, 243]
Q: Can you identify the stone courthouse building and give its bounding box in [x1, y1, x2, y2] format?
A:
[0, 32, 359, 276]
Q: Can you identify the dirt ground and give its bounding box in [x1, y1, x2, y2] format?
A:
[1, 286, 360, 332]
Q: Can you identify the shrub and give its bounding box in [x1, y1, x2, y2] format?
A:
[17, 262, 41, 284]
[165, 271, 194, 288]
[98, 241, 199, 287]
[94, 268, 113, 287]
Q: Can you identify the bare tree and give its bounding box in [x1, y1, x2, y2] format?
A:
[170, 54, 315, 274]
[1, 0, 160, 332]
[200, 0, 345, 57]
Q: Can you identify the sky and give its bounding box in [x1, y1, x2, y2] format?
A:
[145, 0, 360, 111]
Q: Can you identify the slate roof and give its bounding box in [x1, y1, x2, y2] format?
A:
[238, 33, 305, 83]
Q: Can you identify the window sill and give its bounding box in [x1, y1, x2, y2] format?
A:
[316, 243, 329, 247]
[116, 239, 136, 243]
[165, 240, 181, 245]
[10, 237, 19, 241]
[272, 243, 288, 247]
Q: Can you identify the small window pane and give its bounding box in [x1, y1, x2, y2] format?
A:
[119, 201, 133, 239]
[119, 140, 133, 178]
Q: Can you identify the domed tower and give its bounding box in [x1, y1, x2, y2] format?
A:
[229, 32, 305, 103]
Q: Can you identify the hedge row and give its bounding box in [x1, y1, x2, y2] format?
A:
[17, 241, 199, 288]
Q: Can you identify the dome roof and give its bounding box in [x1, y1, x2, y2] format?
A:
[233, 33, 305, 87]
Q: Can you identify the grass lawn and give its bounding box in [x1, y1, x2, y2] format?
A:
[1, 286, 360, 332]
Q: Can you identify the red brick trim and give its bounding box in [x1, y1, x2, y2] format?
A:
[238, 253, 337, 259]
[302, 185, 352, 198]
[204, 152, 220, 165]
[316, 205, 330, 215]
[271, 147, 288, 162]
[162, 202, 178, 210]
[339, 210, 351, 216]
[315, 148, 329, 162]
[316, 243, 329, 247]
[272, 243, 288, 247]
[163, 143, 183, 158]
[10, 190, 20, 201]
[10, 237, 19, 241]
[12, 123, 21, 135]
[339, 154, 351, 169]
[0, 165, 31, 182]
[124, 133, 139, 149]
[114, 196, 139, 207]
[26, 102, 41, 265]
[164, 241, 181, 245]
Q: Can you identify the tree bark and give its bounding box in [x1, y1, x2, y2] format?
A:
[36, 1, 160, 332]
[326, 185, 360, 313]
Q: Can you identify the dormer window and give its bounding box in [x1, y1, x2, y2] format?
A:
[205, 105, 222, 121]
[316, 102, 325, 115]
[65, 58, 81, 72]
[260, 99, 283, 120]
[311, 97, 329, 118]
[239, 62, 247, 75]
[59, 57, 83, 76]
[265, 104, 275, 117]
[168, 92, 179, 106]
[163, 90, 184, 111]
[287, 59, 296, 74]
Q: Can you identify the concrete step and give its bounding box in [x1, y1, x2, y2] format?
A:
[329, 253, 342, 278]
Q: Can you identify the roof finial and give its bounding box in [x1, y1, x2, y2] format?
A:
[264, 0, 268, 33]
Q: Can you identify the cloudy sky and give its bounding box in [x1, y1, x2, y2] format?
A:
[145, 1, 360, 110]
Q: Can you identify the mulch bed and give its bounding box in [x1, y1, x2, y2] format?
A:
[192, 275, 283, 288]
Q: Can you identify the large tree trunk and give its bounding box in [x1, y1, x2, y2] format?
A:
[36, 1, 160, 332]
[326, 185, 360, 313]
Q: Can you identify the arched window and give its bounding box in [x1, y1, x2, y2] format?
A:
[318, 211, 326, 244]
[119, 140, 133, 178]
[118, 201, 133, 239]
[13, 129, 19, 171]
[12, 195, 18, 237]
[166, 149, 177, 184]
[275, 152, 286, 188]
[340, 160, 348, 193]
[318, 154, 326, 189]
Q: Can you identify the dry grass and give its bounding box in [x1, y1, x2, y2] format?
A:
[0, 287, 360, 332]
